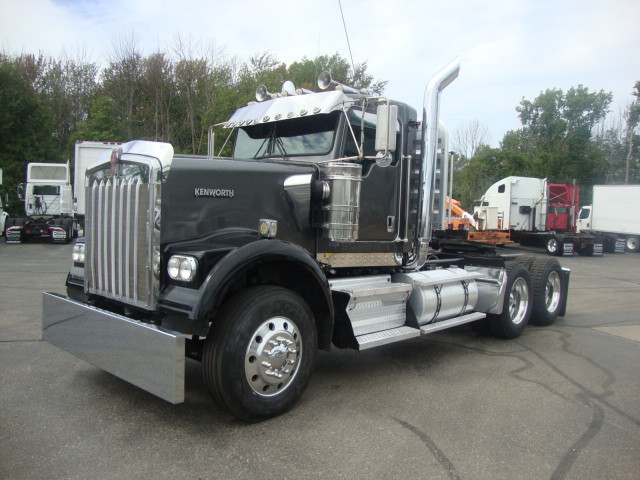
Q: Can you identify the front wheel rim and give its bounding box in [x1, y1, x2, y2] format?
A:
[545, 271, 561, 313]
[509, 277, 529, 325]
[627, 237, 638, 250]
[547, 239, 558, 253]
[244, 316, 302, 397]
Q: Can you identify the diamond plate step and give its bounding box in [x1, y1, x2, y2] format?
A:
[419, 311, 486, 335]
[330, 275, 412, 336]
[329, 275, 412, 298]
[356, 326, 421, 350]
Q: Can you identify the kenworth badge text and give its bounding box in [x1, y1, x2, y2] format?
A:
[43, 59, 570, 422]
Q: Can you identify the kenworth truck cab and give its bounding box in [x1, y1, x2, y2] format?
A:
[43, 59, 570, 421]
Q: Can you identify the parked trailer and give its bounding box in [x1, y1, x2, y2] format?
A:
[578, 184, 640, 252]
[43, 59, 571, 421]
[472, 176, 603, 256]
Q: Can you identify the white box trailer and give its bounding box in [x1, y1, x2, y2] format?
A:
[73, 141, 122, 216]
[578, 185, 640, 252]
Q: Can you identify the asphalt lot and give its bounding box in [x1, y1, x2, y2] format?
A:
[1, 241, 639, 480]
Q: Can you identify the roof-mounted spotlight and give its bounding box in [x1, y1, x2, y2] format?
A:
[317, 71, 360, 94]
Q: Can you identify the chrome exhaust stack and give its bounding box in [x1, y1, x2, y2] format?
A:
[416, 57, 460, 267]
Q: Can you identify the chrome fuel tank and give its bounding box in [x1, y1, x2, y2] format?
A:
[393, 269, 482, 326]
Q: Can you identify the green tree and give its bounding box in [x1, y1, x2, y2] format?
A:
[624, 81, 640, 183]
[72, 95, 123, 143]
[0, 61, 57, 215]
[288, 54, 387, 94]
[102, 34, 145, 140]
[514, 85, 612, 184]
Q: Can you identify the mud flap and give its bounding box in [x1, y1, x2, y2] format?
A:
[562, 242, 574, 256]
[592, 243, 603, 256]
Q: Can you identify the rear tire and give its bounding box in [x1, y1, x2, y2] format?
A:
[529, 258, 564, 326]
[602, 235, 618, 253]
[487, 263, 532, 339]
[202, 286, 317, 422]
[545, 235, 563, 256]
[625, 235, 640, 253]
[63, 218, 73, 243]
[575, 243, 594, 256]
[509, 254, 537, 269]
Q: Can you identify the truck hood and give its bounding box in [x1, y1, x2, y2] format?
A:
[161, 157, 316, 249]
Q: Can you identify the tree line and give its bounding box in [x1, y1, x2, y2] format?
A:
[452, 83, 640, 210]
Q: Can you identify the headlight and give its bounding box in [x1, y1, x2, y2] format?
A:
[72, 244, 85, 263]
[167, 255, 197, 282]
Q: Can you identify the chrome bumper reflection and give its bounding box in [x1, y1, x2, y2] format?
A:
[42, 292, 185, 404]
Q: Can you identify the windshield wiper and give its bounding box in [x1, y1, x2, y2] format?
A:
[253, 136, 270, 159]
[274, 137, 288, 159]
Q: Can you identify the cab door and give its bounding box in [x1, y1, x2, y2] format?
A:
[342, 108, 401, 242]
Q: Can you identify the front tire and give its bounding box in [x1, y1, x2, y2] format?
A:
[487, 263, 533, 339]
[203, 286, 317, 422]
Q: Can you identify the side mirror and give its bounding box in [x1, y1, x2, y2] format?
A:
[375, 103, 397, 154]
[374, 104, 397, 167]
[16, 184, 25, 201]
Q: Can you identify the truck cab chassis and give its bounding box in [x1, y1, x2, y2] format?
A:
[42, 59, 570, 421]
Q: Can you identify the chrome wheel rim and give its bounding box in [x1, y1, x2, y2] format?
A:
[245, 316, 302, 397]
[509, 277, 529, 325]
[627, 237, 638, 251]
[545, 271, 561, 313]
[547, 238, 558, 253]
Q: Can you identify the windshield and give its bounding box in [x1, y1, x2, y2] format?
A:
[579, 207, 590, 219]
[234, 111, 339, 159]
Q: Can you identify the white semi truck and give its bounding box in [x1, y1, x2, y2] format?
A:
[471, 177, 602, 256]
[578, 185, 640, 252]
[4, 141, 121, 243]
[5, 162, 77, 243]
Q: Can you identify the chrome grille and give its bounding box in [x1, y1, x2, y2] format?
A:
[85, 175, 156, 310]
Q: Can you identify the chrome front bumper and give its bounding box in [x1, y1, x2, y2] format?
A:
[42, 292, 185, 403]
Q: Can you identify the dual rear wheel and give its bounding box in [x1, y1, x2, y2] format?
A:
[472, 256, 565, 338]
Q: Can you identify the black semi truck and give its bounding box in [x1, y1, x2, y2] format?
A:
[43, 59, 570, 421]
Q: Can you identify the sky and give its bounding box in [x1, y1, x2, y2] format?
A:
[1, 0, 638, 148]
